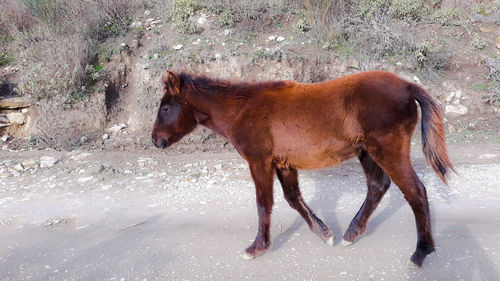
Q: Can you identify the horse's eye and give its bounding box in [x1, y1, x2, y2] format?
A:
[161, 106, 169, 113]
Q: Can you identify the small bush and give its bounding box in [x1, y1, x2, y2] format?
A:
[388, 0, 421, 20]
[415, 41, 451, 81]
[0, 52, 13, 66]
[470, 36, 487, 51]
[294, 18, 311, 33]
[430, 8, 466, 26]
[219, 9, 237, 27]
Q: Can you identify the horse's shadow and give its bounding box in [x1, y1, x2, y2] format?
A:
[272, 160, 406, 250]
[409, 223, 500, 280]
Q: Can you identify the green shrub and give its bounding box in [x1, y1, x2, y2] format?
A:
[219, 9, 237, 27]
[0, 52, 13, 66]
[294, 18, 311, 33]
[430, 8, 466, 26]
[388, 0, 421, 20]
[415, 41, 451, 81]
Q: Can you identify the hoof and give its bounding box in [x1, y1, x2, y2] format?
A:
[242, 252, 255, 260]
[326, 236, 334, 246]
[341, 239, 353, 247]
[407, 258, 421, 269]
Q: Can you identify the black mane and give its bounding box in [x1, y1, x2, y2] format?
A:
[178, 72, 292, 101]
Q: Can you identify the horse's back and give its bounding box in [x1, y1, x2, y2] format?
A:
[262, 71, 418, 169]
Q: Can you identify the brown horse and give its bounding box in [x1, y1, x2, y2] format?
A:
[152, 70, 454, 267]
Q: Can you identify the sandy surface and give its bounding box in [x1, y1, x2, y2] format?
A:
[1, 143, 500, 280]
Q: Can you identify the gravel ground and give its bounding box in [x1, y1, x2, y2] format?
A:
[1, 143, 500, 280]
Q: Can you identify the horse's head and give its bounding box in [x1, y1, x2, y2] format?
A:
[152, 71, 198, 148]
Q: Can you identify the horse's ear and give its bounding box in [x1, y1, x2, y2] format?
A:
[162, 70, 181, 95]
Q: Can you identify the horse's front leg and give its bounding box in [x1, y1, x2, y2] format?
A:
[243, 160, 275, 259]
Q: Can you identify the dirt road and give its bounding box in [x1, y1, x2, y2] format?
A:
[1, 143, 500, 280]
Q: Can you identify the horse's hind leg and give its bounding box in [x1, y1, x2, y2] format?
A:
[276, 168, 334, 245]
[368, 144, 435, 267]
[342, 149, 391, 246]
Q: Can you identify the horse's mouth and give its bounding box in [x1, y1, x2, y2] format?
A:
[152, 137, 170, 149]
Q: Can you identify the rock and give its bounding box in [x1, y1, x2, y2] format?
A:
[276, 36, 285, 42]
[445, 91, 456, 102]
[413, 75, 421, 85]
[77, 176, 94, 183]
[479, 26, 495, 33]
[105, 123, 127, 134]
[12, 163, 24, 171]
[102, 133, 109, 140]
[223, 29, 232, 36]
[40, 156, 59, 168]
[0, 116, 9, 124]
[445, 104, 468, 116]
[22, 159, 39, 169]
[1, 134, 10, 142]
[130, 21, 142, 28]
[172, 44, 184, 50]
[21, 108, 29, 114]
[268, 35, 276, 41]
[496, 37, 500, 49]
[0, 96, 29, 109]
[6, 112, 25, 125]
[197, 14, 207, 26]
[448, 125, 456, 133]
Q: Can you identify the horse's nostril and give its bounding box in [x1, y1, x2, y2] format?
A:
[152, 136, 168, 148]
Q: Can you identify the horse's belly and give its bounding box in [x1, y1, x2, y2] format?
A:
[273, 142, 359, 170]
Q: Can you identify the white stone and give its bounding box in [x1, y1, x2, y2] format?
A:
[276, 36, 285, 42]
[21, 108, 29, 114]
[12, 163, 24, 171]
[445, 104, 468, 116]
[215, 53, 222, 59]
[223, 29, 232, 36]
[22, 159, 38, 169]
[413, 75, 421, 84]
[172, 44, 184, 50]
[197, 14, 207, 26]
[268, 35, 276, 41]
[455, 89, 462, 99]
[444, 92, 456, 102]
[77, 176, 93, 183]
[6, 112, 24, 125]
[102, 133, 109, 140]
[40, 156, 59, 168]
[105, 123, 127, 134]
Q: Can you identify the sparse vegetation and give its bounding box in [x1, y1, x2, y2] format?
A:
[0, 52, 13, 66]
[430, 8, 466, 26]
[414, 41, 451, 81]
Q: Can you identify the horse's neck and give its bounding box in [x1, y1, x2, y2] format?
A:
[186, 93, 239, 138]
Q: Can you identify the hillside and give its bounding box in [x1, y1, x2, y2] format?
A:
[1, 0, 499, 151]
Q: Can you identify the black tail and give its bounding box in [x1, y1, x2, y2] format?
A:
[408, 83, 455, 185]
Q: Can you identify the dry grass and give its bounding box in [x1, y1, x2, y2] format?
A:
[2, 0, 135, 105]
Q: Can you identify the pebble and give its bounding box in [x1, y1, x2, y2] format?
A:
[40, 156, 59, 168]
[12, 163, 24, 171]
[445, 104, 468, 116]
[21, 159, 38, 169]
[105, 123, 127, 134]
[172, 44, 184, 50]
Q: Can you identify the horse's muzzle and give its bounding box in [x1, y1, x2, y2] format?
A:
[152, 136, 169, 149]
